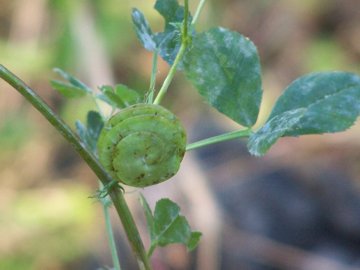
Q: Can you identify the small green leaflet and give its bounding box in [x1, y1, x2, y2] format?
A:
[51, 68, 91, 98]
[248, 72, 360, 156]
[131, 8, 156, 51]
[131, 0, 192, 65]
[98, 85, 123, 108]
[154, 0, 186, 28]
[140, 195, 201, 255]
[76, 111, 104, 153]
[51, 80, 88, 98]
[183, 27, 262, 127]
[114, 84, 141, 106]
[97, 84, 141, 109]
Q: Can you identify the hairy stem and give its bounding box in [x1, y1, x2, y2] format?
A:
[186, 128, 252, 151]
[0, 65, 151, 270]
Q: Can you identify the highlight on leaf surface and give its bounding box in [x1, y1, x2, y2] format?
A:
[51, 68, 92, 98]
[97, 104, 187, 187]
[183, 27, 263, 127]
[269, 72, 360, 136]
[248, 71, 360, 156]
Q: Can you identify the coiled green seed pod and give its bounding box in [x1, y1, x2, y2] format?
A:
[97, 104, 187, 187]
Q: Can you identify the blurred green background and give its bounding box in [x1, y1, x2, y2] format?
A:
[1, 0, 360, 269]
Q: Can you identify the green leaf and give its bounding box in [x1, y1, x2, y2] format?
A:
[248, 72, 360, 156]
[183, 27, 263, 127]
[269, 72, 360, 136]
[153, 0, 192, 65]
[131, 8, 156, 51]
[154, 199, 191, 246]
[153, 30, 182, 66]
[247, 108, 306, 156]
[98, 85, 125, 108]
[114, 84, 141, 106]
[75, 120, 88, 147]
[51, 80, 88, 98]
[132, 0, 192, 65]
[87, 111, 104, 143]
[98, 84, 141, 109]
[187, 231, 202, 251]
[154, 0, 185, 27]
[53, 68, 91, 93]
[151, 198, 201, 251]
[75, 111, 104, 153]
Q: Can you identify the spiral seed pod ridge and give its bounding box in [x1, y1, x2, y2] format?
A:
[97, 104, 186, 187]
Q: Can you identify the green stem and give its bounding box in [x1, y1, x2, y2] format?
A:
[100, 182, 122, 270]
[109, 190, 150, 270]
[192, 0, 207, 25]
[0, 65, 151, 270]
[147, 244, 156, 259]
[103, 204, 121, 270]
[146, 51, 158, 104]
[153, 43, 187, 105]
[186, 128, 252, 151]
[153, 0, 189, 105]
[95, 93, 119, 269]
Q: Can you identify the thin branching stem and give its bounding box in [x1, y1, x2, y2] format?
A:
[101, 190, 122, 270]
[153, 43, 186, 105]
[192, 0, 207, 25]
[146, 51, 158, 103]
[186, 128, 252, 151]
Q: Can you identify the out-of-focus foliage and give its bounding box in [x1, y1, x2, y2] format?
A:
[0, 112, 33, 151]
[0, 186, 96, 270]
[1, 0, 360, 269]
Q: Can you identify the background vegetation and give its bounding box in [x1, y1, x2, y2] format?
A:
[1, 0, 360, 269]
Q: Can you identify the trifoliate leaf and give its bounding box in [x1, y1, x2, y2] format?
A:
[143, 198, 201, 253]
